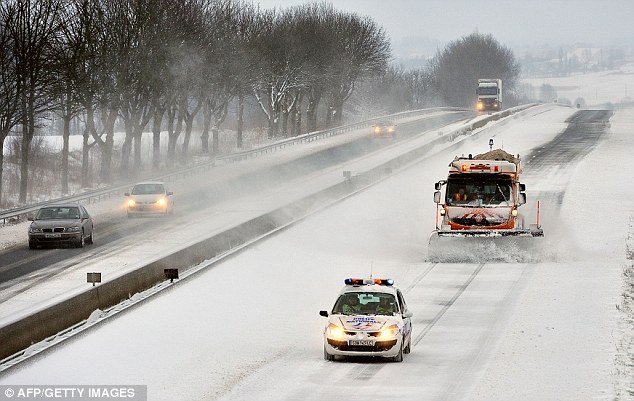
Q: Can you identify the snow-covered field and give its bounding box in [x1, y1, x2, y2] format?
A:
[523, 63, 634, 107]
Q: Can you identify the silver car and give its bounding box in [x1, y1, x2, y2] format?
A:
[28, 204, 94, 249]
[125, 181, 174, 217]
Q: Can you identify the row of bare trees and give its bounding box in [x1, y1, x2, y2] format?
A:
[0, 0, 391, 205]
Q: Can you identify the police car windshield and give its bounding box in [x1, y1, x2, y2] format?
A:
[332, 292, 398, 315]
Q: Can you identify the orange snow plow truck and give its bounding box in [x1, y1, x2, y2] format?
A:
[431, 149, 543, 240]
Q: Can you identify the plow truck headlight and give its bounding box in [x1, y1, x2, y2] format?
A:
[512, 209, 518, 217]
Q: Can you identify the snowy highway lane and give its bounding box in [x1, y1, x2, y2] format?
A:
[1, 104, 632, 401]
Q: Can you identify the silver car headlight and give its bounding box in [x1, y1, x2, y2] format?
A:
[66, 226, 81, 233]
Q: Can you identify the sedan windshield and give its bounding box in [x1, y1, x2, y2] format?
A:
[131, 184, 165, 195]
[36, 207, 80, 220]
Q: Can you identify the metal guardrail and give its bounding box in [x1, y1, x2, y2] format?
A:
[0, 107, 466, 224]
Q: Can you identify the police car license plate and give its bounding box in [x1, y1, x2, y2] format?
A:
[45, 233, 61, 238]
[349, 340, 373, 346]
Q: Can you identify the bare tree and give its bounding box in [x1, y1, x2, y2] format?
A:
[0, 2, 22, 205]
[49, 0, 94, 194]
[199, 0, 257, 154]
[4, 0, 63, 203]
[231, 3, 269, 149]
[324, 12, 390, 126]
[72, 0, 103, 187]
[252, 7, 319, 139]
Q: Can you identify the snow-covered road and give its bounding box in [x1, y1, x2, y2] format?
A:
[0, 104, 632, 401]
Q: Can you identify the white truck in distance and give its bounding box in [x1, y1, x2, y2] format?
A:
[476, 79, 502, 112]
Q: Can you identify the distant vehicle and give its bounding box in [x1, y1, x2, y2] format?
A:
[476, 79, 502, 112]
[371, 120, 397, 138]
[319, 277, 413, 362]
[125, 181, 174, 218]
[28, 204, 94, 249]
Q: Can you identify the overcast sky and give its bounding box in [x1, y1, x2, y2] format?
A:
[251, 0, 634, 47]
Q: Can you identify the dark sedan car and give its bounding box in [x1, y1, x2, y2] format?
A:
[28, 204, 94, 249]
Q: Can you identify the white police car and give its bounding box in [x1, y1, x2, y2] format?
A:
[319, 278, 413, 362]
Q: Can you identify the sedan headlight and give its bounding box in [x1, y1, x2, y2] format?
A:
[29, 227, 42, 233]
[66, 226, 81, 232]
[379, 324, 399, 338]
[326, 323, 345, 339]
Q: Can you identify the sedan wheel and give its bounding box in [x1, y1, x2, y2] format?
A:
[86, 229, 94, 245]
[76, 231, 85, 248]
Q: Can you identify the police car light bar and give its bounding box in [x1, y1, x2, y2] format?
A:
[374, 278, 394, 286]
[344, 278, 394, 286]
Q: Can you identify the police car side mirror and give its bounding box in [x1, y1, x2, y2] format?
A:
[319, 310, 329, 317]
[403, 310, 413, 318]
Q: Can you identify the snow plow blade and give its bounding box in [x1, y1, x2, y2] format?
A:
[427, 225, 544, 263]
[435, 227, 544, 238]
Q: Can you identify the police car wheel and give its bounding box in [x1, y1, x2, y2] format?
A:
[324, 346, 335, 361]
[392, 343, 403, 362]
[403, 337, 411, 354]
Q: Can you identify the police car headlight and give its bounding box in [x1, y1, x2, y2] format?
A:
[327, 323, 345, 339]
[379, 324, 399, 338]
